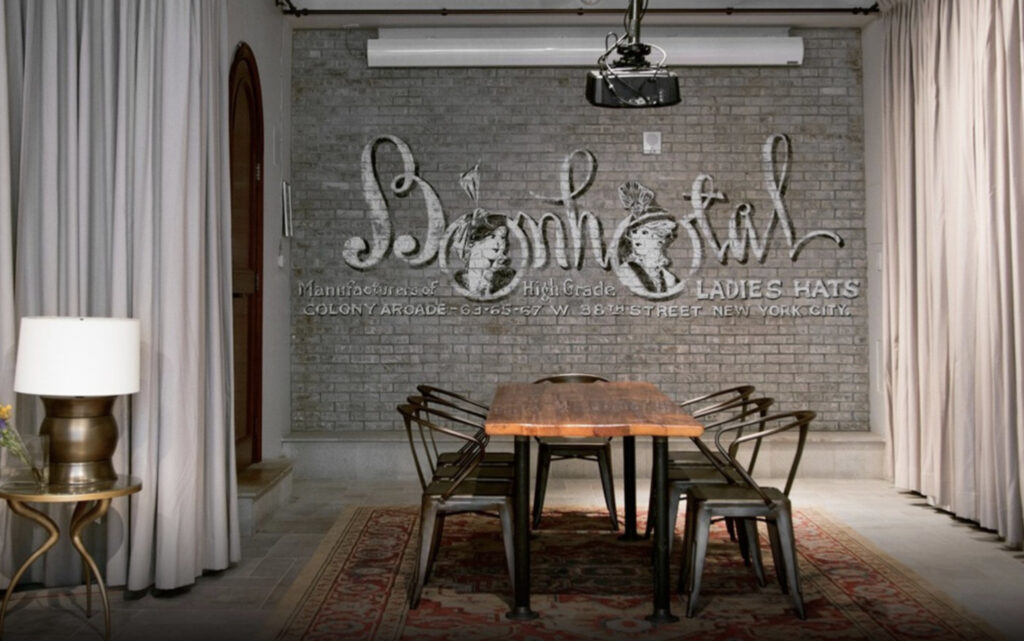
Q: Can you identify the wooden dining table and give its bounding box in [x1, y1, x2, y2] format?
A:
[485, 380, 704, 623]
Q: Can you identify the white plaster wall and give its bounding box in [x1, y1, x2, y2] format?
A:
[861, 19, 890, 479]
[226, 1, 292, 460]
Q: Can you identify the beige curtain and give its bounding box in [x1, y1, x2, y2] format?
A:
[0, 0, 240, 590]
[881, 0, 1024, 546]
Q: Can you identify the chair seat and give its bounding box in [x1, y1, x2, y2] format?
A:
[435, 462, 515, 480]
[668, 465, 738, 484]
[425, 477, 513, 498]
[688, 483, 787, 506]
[438, 451, 515, 466]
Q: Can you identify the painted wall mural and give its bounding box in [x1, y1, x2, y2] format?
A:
[299, 132, 859, 318]
[290, 27, 867, 436]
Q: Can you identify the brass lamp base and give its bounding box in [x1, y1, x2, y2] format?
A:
[39, 396, 119, 486]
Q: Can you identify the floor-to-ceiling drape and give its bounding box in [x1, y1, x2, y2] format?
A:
[0, 0, 240, 590]
[881, 0, 1024, 547]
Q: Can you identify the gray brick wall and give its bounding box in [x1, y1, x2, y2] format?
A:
[290, 28, 868, 432]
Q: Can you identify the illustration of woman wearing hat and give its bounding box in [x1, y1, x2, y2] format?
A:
[614, 181, 680, 294]
[440, 162, 520, 299]
[451, 210, 516, 298]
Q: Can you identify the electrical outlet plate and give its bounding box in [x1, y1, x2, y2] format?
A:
[643, 131, 662, 155]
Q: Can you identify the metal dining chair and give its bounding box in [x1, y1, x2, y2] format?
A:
[531, 374, 618, 530]
[415, 385, 514, 467]
[643, 385, 757, 540]
[679, 410, 815, 619]
[644, 396, 775, 543]
[397, 402, 516, 609]
[405, 394, 514, 481]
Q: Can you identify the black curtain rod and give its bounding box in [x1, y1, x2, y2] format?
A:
[278, 3, 880, 19]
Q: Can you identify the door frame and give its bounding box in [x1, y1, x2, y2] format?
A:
[229, 42, 264, 468]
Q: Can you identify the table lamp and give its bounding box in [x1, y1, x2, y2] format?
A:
[13, 317, 140, 485]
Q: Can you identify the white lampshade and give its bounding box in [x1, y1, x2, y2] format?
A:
[13, 316, 141, 397]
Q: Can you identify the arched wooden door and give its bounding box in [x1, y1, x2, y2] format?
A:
[229, 43, 264, 470]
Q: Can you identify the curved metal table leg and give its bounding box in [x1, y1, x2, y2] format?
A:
[71, 502, 93, 618]
[70, 499, 113, 641]
[0, 500, 61, 633]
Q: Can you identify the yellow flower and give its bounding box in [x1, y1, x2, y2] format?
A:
[0, 404, 10, 421]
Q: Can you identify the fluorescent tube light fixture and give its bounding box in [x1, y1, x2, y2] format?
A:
[586, 0, 679, 108]
[366, 28, 804, 68]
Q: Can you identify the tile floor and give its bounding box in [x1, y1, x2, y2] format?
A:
[2, 477, 1022, 640]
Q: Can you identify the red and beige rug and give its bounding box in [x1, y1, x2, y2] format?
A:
[272, 506, 999, 641]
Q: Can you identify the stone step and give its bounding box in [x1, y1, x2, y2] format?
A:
[237, 458, 294, 536]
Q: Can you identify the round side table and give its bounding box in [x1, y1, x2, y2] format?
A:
[0, 475, 141, 640]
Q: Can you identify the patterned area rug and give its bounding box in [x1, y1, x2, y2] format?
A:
[272, 506, 999, 641]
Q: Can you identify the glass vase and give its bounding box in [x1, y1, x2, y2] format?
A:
[2, 434, 49, 489]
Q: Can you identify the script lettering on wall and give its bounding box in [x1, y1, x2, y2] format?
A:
[340, 133, 845, 303]
[686, 135, 844, 267]
[343, 135, 446, 269]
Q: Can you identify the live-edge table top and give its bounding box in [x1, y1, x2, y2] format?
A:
[485, 381, 703, 438]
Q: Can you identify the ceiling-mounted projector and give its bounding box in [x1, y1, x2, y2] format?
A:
[586, 66, 680, 109]
[586, 0, 680, 108]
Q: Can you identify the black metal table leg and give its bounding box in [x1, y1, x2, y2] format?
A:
[619, 436, 642, 541]
[507, 435, 538, 620]
[646, 436, 679, 623]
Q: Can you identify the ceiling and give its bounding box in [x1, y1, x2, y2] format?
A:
[278, 1, 880, 29]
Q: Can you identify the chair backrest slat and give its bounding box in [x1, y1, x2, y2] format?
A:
[679, 384, 756, 414]
[691, 397, 773, 476]
[407, 394, 488, 457]
[712, 410, 815, 504]
[533, 373, 609, 384]
[417, 385, 490, 413]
